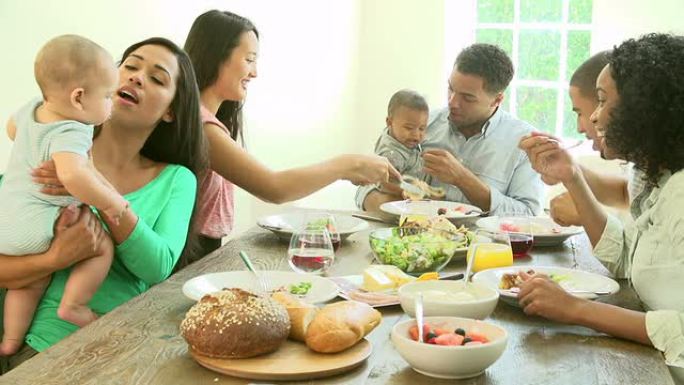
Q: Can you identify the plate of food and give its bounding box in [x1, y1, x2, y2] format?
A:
[330, 265, 464, 307]
[181, 288, 380, 380]
[257, 212, 369, 241]
[471, 266, 620, 307]
[475, 216, 584, 246]
[380, 200, 482, 220]
[182, 271, 339, 304]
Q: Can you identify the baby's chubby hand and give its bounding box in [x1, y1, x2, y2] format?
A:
[102, 197, 129, 226]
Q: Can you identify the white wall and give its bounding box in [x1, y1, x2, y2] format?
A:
[592, 0, 684, 51]
[1, 1, 682, 237]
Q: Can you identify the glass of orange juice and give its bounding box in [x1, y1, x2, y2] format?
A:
[466, 229, 514, 272]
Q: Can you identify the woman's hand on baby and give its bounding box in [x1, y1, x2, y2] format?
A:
[50, 205, 107, 269]
[32, 160, 69, 196]
[341, 154, 401, 185]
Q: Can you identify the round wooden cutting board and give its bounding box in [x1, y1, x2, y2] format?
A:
[190, 339, 372, 381]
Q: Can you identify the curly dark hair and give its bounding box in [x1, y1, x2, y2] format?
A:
[605, 33, 684, 186]
[454, 43, 514, 94]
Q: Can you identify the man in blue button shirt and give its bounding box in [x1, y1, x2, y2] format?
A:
[357, 43, 543, 215]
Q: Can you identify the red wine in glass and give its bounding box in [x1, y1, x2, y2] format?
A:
[288, 248, 334, 274]
[509, 233, 534, 258]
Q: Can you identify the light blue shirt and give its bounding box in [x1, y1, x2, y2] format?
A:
[355, 107, 543, 215]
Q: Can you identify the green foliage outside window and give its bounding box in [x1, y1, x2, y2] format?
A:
[476, 29, 513, 57]
[569, 0, 593, 23]
[477, 0, 514, 23]
[520, 0, 562, 22]
[567, 31, 591, 80]
[517, 87, 557, 133]
[475, 0, 593, 138]
[519, 30, 560, 81]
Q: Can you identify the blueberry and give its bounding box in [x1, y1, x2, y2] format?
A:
[454, 328, 466, 336]
[462, 337, 472, 345]
[426, 332, 437, 340]
[437, 208, 447, 215]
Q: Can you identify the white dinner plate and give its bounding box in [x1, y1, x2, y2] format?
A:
[472, 266, 620, 307]
[379, 200, 482, 219]
[182, 271, 340, 304]
[476, 216, 584, 247]
[257, 212, 369, 241]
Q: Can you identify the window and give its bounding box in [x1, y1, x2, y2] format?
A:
[476, 0, 593, 139]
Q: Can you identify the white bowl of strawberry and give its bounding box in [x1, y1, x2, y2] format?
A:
[391, 316, 507, 379]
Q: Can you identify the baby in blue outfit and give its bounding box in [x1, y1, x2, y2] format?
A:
[0, 35, 127, 355]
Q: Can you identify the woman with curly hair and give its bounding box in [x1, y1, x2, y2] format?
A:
[518, 33, 684, 382]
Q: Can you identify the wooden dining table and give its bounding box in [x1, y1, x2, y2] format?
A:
[1, 210, 674, 385]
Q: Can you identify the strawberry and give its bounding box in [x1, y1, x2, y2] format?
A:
[466, 332, 490, 344]
[434, 328, 451, 336]
[435, 333, 464, 346]
[409, 324, 432, 341]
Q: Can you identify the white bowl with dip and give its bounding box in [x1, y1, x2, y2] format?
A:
[398, 280, 499, 319]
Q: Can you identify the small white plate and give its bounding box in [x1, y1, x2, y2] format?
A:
[182, 271, 340, 304]
[257, 212, 369, 241]
[380, 200, 481, 219]
[472, 266, 620, 307]
[476, 216, 584, 247]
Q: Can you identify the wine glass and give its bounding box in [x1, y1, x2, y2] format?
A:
[466, 229, 513, 273]
[498, 213, 534, 258]
[304, 213, 342, 252]
[287, 229, 335, 275]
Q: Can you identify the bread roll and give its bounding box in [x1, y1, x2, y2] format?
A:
[180, 288, 290, 358]
[305, 301, 382, 353]
[271, 291, 319, 342]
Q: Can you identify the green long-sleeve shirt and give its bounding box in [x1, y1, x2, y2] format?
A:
[25, 165, 197, 351]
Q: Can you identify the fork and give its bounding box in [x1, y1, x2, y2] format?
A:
[239, 250, 269, 294]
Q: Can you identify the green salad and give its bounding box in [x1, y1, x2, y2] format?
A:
[289, 281, 312, 295]
[369, 228, 472, 273]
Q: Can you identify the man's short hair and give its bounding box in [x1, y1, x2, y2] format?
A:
[569, 50, 611, 99]
[454, 43, 514, 94]
[387, 89, 429, 117]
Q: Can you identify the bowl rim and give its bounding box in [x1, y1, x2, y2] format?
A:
[392, 316, 508, 350]
[368, 226, 466, 242]
[397, 280, 500, 304]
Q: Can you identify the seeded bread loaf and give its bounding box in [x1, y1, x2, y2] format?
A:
[180, 288, 290, 358]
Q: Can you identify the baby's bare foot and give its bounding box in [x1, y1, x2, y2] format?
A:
[57, 304, 98, 328]
[0, 338, 23, 356]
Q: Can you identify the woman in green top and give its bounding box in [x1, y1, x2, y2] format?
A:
[519, 34, 684, 383]
[0, 37, 206, 369]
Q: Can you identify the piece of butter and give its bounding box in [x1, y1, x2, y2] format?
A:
[361, 267, 395, 292]
[372, 265, 417, 286]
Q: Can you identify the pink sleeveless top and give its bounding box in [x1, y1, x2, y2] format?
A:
[196, 105, 235, 239]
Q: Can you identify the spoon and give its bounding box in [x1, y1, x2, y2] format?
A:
[239, 250, 269, 294]
[415, 293, 425, 343]
[463, 242, 477, 289]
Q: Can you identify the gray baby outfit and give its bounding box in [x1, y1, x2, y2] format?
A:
[0, 98, 92, 254]
[374, 128, 428, 182]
